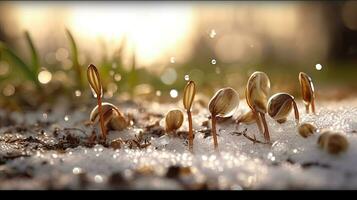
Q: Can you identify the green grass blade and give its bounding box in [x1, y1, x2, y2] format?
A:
[24, 31, 40, 74]
[128, 53, 138, 97]
[0, 41, 41, 89]
[65, 29, 84, 90]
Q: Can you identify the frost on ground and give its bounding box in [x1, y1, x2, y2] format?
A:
[1, 97, 357, 189]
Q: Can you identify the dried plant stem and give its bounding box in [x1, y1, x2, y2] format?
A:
[242, 133, 270, 145]
[211, 115, 218, 149]
[187, 110, 194, 152]
[97, 97, 107, 140]
[292, 100, 300, 124]
[259, 112, 270, 143]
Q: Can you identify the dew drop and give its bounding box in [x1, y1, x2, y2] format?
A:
[75, 90, 82, 97]
[42, 113, 48, 120]
[94, 175, 103, 183]
[209, 29, 217, 38]
[211, 59, 217, 65]
[38, 70, 52, 84]
[315, 63, 323, 71]
[72, 167, 82, 175]
[64, 115, 69, 121]
[170, 89, 178, 98]
[184, 74, 190, 81]
[114, 74, 122, 82]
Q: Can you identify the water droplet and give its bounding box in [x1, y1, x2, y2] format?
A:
[156, 90, 162, 96]
[170, 57, 176, 63]
[64, 115, 69, 121]
[170, 89, 178, 98]
[112, 63, 117, 69]
[211, 59, 217, 65]
[38, 70, 52, 84]
[75, 90, 82, 97]
[114, 74, 122, 82]
[42, 113, 48, 120]
[72, 167, 82, 175]
[209, 29, 217, 38]
[55, 48, 69, 61]
[2, 84, 15, 96]
[184, 74, 190, 81]
[161, 68, 177, 85]
[315, 63, 323, 71]
[94, 175, 103, 183]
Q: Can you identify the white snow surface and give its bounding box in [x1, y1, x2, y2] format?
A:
[2, 97, 357, 189]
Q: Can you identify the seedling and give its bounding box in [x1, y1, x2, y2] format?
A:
[299, 72, 316, 114]
[87, 64, 106, 141]
[165, 109, 184, 134]
[267, 93, 299, 124]
[183, 80, 196, 152]
[246, 71, 271, 143]
[208, 87, 239, 149]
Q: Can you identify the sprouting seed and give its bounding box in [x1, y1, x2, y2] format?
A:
[183, 80, 196, 152]
[298, 123, 316, 138]
[299, 72, 316, 114]
[208, 87, 239, 149]
[165, 109, 184, 134]
[318, 131, 348, 155]
[246, 71, 271, 143]
[87, 64, 106, 141]
[236, 110, 256, 125]
[267, 93, 299, 124]
[90, 102, 129, 132]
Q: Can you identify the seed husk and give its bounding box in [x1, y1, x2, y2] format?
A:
[90, 102, 129, 131]
[165, 109, 184, 133]
[298, 123, 316, 138]
[268, 93, 299, 124]
[236, 110, 256, 125]
[299, 72, 316, 114]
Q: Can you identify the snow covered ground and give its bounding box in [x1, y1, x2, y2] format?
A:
[1, 97, 357, 189]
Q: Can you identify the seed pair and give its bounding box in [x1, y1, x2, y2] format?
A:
[299, 72, 316, 114]
[164, 81, 196, 152]
[87, 64, 128, 141]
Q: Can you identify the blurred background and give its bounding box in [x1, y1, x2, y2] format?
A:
[1, 1, 357, 110]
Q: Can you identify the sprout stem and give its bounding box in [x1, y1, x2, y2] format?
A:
[211, 115, 218, 150]
[253, 110, 264, 135]
[259, 112, 270, 143]
[305, 104, 309, 114]
[292, 100, 300, 125]
[187, 110, 194, 152]
[97, 96, 107, 141]
[311, 98, 316, 114]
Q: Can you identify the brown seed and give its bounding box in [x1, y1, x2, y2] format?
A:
[110, 138, 124, 150]
[298, 123, 316, 138]
[165, 109, 184, 133]
[208, 87, 239, 117]
[299, 72, 316, 114]
[268, 93, 299, 124]
[87, 64, 102, 98]
[318, 131, 349, 154]
[183, 81, 196, 111]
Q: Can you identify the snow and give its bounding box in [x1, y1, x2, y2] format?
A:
[1, 97, 357, 189]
